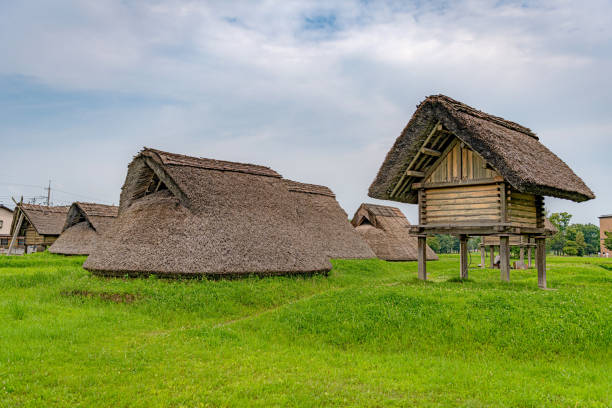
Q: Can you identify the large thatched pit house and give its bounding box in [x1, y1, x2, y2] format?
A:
[84, 148, 357, 277]
[351, 203, 437, 261]
[369, 95, 594, 288]
[49, 202, 118, 255]
[282, 180, 375, 260]
[9, 203, 70, 253]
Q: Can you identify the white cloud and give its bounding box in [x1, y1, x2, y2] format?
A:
[0, 0, 611, 223]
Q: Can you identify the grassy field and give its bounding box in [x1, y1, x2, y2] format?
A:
[0, 253, 610, 407]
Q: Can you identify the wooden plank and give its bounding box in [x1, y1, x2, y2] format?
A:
[405, 170, 425, 177]
[391, 122, 441, 197]
[509, 192, 536, 201]
[426, 184, 499, 194]
[415, 178, 502, 190]
[427, 202, 501, 211]
[423, 196, 500, 206]
[489, 245, 495, 268]
[499, 235, 510, 282]
[499, 183, 507, 223]
[425, 208, 501, 217]
[536, 237, 546, 288]
[418, 189, 424, 225]
[480, 243, 486, 269]
[421, 147, 441, 157]
[418, 236, 427, 280]
[460, 235, 468, 279]
[528, 247, 532, 268]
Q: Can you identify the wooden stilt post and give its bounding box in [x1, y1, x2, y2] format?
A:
[536, 237, 546, 289]
[527, 246, 532, 268]
[460, 235, 468, 279]
[417, 235, 427, 281]
[480, 244, 486, 269]
[489, 245, 495, 268]
[500, 236, 510, 282]
[519, 247, 524, 263]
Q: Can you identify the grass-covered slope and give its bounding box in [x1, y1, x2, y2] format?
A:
[0, 253, 610, 407]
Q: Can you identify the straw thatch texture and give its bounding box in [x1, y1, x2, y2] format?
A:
[282, 180, 375, 259]
[49, 202, 118, 255]
[12, 204, 69, 236]
[84, 148, 332, 277]
[351, 203, 438, 261]
[369, 95, 595, 203]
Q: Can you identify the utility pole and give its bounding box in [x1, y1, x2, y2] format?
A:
[46, 180, 51, 206]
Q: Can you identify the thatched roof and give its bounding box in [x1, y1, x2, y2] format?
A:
[369, 95, 594, 203]
[84, 148, 332, 277]
[11, 204, 69, 236]
[282, 180, 375, 259]
[351, 203, 438, 261]
[49, 202, 118, 255]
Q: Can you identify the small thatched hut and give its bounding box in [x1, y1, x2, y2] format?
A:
[351, 203, 438, 261]
[282, 180, 375, 259]
[84, 148, 332, 277]
[49, 202, 118, 255]
[9, 204, 69, 252]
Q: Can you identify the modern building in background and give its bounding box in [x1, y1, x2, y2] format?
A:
[0, 204, 14, 247]
[599, 215, 612, 257]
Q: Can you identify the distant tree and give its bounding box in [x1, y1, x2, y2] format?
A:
[427, 236, 440, 253]
[563, 241, 579, 256]
[576, 224, 599, 255]
[549, 212, 572, 233]
[575, 231, 586, 256]
[436, 234, 459, 254]
[604, 231, 612, 252]
[549, 232, 566, 255]
[468, 236, 481, 252]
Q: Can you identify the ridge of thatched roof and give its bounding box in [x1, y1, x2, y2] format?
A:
[143, 148, 281, 178]
[84, 148, 332, 277]
[282, 180, 335, 197]
[369, 95, 595, 203]
[351, 203, 437, 261]
[14, 204, 69, 236]
[61, 202, 118, 233]
[283, 180, 375, 260]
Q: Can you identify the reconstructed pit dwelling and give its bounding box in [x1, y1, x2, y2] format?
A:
[369, 95, 594, 287]
[84, 148, 373, 278]
[351, 203, 437, 261]
[49, 202, 118, 255]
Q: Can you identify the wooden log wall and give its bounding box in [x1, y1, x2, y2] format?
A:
[507, 186, 540, 228]
[421, 183, 501, 225]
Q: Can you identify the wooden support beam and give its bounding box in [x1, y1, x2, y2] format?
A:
[390, 121, 441, 197]
[7, 212, 24, 256]
[519, 247, 525, 263]
[536, 237, 547, 289]
[460, 235, 468, 279]
[489, 245, 495, 268]
[480, 241, 486, 269]
[499, 236, 510, 282]
[499, 183, 507, 223]
[417, 236, 427, 281]
[404, 170, 425, 178]
[528, 247, 532, 268]
[420, 147, 441, 157]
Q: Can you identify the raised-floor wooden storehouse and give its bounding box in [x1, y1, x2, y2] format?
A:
[351, 203, 437, 261]
[282, 180, 375, 260]
[369, 95, 594, 287]
[84, 148, 334, 277]
[9, 204, 70, 252]
[49, 202, 119, 255]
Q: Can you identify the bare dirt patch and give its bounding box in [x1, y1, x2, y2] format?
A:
[61, 289, 139, 304]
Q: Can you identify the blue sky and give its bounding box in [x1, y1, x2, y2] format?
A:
[1, 0, 611, 224]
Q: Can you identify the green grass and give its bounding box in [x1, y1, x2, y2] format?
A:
[0, 252, 610, 407]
